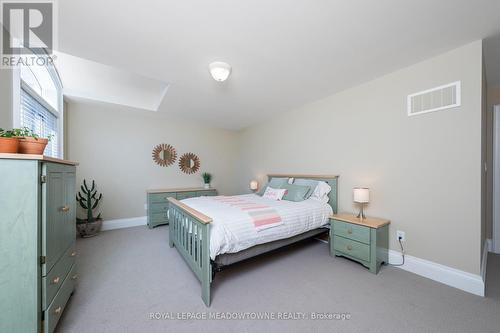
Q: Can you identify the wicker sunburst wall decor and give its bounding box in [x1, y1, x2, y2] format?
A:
[179, 152, 200, 174]
[152, 144, 177, 167]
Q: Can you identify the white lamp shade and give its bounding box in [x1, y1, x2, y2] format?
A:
[250, 180, 258, 191]
[209, 61, 232, 82]
[353, 188, 369, 203]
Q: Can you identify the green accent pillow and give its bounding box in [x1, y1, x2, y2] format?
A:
[293, 179, 319, 199]
[257, 177, 288, 196]
[282, 184, 310, 202]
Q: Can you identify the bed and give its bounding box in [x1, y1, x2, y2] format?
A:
[167, 174, 338, 306]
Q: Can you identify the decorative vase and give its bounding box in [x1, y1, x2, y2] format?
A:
[0, 137, 19, 153]
[17, 137, 49, 154]
[204, 183, 210, 189]
[76, 218, 103, 238]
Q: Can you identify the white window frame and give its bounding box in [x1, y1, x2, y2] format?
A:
[12, 52, 64, 158]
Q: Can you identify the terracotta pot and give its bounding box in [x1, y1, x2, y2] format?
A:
[17, 137, 49, 154]
[0, 137, 19, 153]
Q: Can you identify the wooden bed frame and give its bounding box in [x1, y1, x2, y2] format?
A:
[167, 174, 338, 306]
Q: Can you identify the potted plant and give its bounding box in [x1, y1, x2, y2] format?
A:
[76, 179, 103, 237]
[15, 127, 53, 155]
[202, 172, 212, 189]
[0, 128, 20, 153]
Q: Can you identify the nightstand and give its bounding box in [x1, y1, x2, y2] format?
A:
[330, 213, 390, 274]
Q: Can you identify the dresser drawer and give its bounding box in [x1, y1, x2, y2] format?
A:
[150, 212, 169, 223]
[149, 202, 169, 213]
[333, 220, 370, 244]
[44, 263, 77, 333]
[42, 243, 76, 309]
[149, 192, 176, 204]
[176, 191, 197, 200]
[333, 235, 370, 262]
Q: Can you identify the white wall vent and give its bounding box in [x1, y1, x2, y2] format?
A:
[407, 81, 461, 116]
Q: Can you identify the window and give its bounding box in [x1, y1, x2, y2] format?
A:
[16, 52, 63, 158]
[20, 87, 59, 157]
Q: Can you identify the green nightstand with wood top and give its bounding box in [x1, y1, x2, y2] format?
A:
[330, 213, 390, 274]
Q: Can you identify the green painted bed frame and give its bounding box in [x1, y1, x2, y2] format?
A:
[168, 174, 338, 306]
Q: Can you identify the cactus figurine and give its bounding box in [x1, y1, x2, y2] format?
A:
[76, 179, 103, 237]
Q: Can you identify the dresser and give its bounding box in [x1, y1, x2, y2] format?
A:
[147, 187, 217, 228]
[0, 154, 78, 333]
[330, 213, 389, 274]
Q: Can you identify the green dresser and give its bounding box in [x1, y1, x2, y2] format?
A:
[0, 155, 78, 333]
[330, 213, 389, 274]
[147, 187, 217, 228]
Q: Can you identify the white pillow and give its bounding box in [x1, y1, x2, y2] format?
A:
[262, 187, 287, 201]
[310, 181, 331, 202]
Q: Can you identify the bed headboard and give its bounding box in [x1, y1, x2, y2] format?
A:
[267, 174, 339, 214]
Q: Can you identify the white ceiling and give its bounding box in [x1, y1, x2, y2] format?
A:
[58, 0, 500, 130]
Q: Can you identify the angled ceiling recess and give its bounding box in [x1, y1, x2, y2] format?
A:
[55, 51, 169, 111]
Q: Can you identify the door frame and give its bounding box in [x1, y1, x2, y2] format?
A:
[494, 105, 500, 254]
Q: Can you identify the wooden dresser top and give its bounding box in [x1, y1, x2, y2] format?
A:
[0, 153, 78, 166]
[147, 187, 217, 194]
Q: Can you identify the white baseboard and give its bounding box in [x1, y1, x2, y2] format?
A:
[389, 250, 484, 297]
[101, 216, 147, 231]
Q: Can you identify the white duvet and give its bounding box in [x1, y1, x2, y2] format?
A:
[181, 194, 332, 259]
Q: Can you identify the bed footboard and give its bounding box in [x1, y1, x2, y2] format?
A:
[167, 198, 213, 306]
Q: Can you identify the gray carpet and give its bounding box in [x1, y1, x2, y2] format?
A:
[57, 226, 500, 333]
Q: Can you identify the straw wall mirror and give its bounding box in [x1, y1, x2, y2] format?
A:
[152, 144, 177, 167]
[179, 152, 200, 174]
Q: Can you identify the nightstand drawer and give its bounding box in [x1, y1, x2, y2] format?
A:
[333, 220, 370, 244]
[333, 235, 370, 262]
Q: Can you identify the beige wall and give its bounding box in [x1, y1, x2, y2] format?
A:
[66, 100, 239, 220]
[235, 41, 484, 274]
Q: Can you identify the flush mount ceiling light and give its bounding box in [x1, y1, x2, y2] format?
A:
[209, 61, 231, 82]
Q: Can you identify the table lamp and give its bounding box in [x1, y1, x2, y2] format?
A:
[250, 180, 258, 191]
[353, 187, 369, 219]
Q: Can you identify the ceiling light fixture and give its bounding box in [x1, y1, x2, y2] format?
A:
[209, 61, 231, 82]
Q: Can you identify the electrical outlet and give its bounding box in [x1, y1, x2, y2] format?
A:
[396, 230, 406, 242]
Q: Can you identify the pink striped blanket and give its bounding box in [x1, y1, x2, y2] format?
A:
[210, 196, 283, 231]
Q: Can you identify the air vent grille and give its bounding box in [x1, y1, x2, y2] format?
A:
[407, 81, 461, 116]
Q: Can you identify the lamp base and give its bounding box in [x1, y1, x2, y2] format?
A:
[356, 204, 366, 220]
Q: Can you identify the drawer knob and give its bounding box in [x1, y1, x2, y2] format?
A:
[52, 276, 60, 284]
[54, 306, 62, 315]
[347, 245, 353, 251]
[71, 274, 78, 280]
[70, 251, 77, 257]
[347, 228, 353, 234]
[61, 206, 70, 212]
